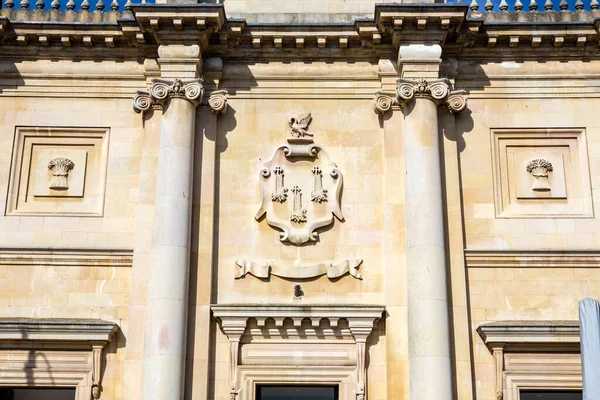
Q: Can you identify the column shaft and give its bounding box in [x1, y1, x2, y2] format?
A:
[142, 97, 196, 400]
[403, 97, 453, 399]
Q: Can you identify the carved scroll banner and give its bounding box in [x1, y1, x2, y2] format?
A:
[236, 259, 363, 280]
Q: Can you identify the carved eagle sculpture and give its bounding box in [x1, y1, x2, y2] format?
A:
[288, 113, 313, 138]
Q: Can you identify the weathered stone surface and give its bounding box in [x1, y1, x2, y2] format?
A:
[0, 2, 599, 400]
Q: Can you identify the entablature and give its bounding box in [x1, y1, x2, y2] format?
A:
[2, 4, 600, 62]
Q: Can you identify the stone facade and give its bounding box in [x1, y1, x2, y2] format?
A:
[0, 0, 598, 399]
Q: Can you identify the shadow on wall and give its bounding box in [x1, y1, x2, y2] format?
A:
[0, 61, 26, 95]
[186, 65, 245, 400]
[448, 61, 491, 153]
[440, 60, 490, 400]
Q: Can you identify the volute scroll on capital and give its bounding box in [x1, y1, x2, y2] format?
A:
[133, 77, 229, 114]
[373, 78, 467, 115]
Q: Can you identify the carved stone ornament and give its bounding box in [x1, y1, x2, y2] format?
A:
[236, 259, 362, 280]
[374, 78, 467, 114]
[249, 116, 362, 280]
[288, 113, 313, 138]
[373, 91, 400, 114]
[133, 78, 224, 113]
[47, 157, 74, 191]
[397, 78, 467, 113]
[526, 158, 553, 192]
[207, 89, 229, 114]
[255, 116, 343, 245]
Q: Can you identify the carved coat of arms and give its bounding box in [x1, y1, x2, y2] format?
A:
[236, 114, 362, 280]
[255, 114, 343, 245]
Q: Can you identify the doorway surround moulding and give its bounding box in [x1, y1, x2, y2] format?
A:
[211, 305, 385, 400]
[0, 318, 119, 400]
[478, 321, 581, 400]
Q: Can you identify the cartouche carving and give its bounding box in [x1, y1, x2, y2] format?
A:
[311, 166, 328, 203]
[288, 113, 313, 138]
[526, 158, 553, 192]
[255, 115, 344, 245]
[290, 186, 307, 223]
[47, 157, 74, 191]
[271, 166, 288, 203]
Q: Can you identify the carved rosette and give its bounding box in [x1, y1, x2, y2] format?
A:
[133, 78, 207, 113]
[374, 78, 467, 115]
[47, 157, 74, 191]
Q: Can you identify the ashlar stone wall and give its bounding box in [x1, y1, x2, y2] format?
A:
[0, 59, 147, 400]
[457, 59, 600, 400]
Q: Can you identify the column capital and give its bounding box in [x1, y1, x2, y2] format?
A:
[133, 79, 229, 114]
[374, 78, 467, 115]
[398, 78, 467, 113]
[133, 77, 203, 113]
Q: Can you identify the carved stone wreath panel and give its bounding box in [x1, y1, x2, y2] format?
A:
[6, 127, 109, 216]
[491, 128, 593, 218]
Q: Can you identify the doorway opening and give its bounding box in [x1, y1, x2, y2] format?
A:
[256, 385, 338, 400]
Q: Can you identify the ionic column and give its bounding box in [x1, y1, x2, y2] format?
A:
[133, 45, 203, 400]
[375, 44, 467, 400]
[402, 76, 464, 400]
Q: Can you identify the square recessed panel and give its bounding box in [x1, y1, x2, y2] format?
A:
[6, 127, 109, 216]
[491, 128, 593, 218]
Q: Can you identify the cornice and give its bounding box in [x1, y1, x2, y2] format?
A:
[130, 3, 225, 48]
[211, 304, 385, 340]
[0, 318, 119, 343]
[0, 248, 133, 267]
[464, 250, 600, 268]
[2, 5, 600, 62]
[375, 3, 469, 47]
[211, 304, 385, 320]
[477, 320, 580, 348]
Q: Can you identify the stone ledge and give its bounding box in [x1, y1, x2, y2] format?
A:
[464, 250, 600, 268]
[0, 248, 133, 267]
[477, 320, 580, 347]
[211, 304, 385, 319]
[0, 318, 119, 343]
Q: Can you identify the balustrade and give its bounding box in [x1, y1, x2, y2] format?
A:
[2, 0, 148, 12]
[4, 0, 600, 15]
[467, 0, 598, 12]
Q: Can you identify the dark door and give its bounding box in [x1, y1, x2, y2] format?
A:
[257, 386, 338, 400]
[520, 391, 583, 400]
[0, 388, 76, 400]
